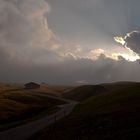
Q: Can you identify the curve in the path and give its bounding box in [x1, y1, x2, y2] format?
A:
[0, 94, 78, 140]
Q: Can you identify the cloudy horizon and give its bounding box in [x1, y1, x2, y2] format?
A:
[1, 0, 140, 85]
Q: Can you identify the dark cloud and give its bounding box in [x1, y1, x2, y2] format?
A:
[115, 31, 140, 55]
[0, 54, 140, 85]
[124, 31, 140, 54]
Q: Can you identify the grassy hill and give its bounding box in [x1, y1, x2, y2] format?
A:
[38, 84, 73, 97]
[31, 82, 140, 140]
[62, 85, 108, 101]
[62, 81, 140, 101]
[0, 84, 65, 131]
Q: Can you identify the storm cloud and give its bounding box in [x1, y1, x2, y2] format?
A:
[124, 31, 140, 54]
[1, 54, 140, 85]
[0, 0, 62, 65]
[115, 31, 140, 55]
[1, 0, 140, 84]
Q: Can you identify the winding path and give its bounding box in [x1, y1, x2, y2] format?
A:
[0, 94, 78, 140]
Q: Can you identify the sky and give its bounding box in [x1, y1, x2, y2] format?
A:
[1, 0, 140, 84]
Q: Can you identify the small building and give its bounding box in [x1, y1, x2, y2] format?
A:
[24, 82, 40, 89]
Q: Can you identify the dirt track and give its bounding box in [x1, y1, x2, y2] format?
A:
[0, 94, 78, 140]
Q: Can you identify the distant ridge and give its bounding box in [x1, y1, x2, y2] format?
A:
[63, 81, 140, 101]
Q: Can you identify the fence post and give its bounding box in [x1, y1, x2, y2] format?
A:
[54, 115, 56, 123]
[64, 110, 66, 117]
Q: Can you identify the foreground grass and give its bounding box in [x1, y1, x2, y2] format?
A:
[0, 84, 65, 131]
[31, 83, 140, 140]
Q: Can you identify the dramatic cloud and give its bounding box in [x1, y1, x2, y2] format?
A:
[1, 53, 140, 85]
[114, 31, 140, 54]
[1, 0, 140, 84]
[114, 31, 140, 61]
[0, 0, 62, 65]
[0, 0, 115, 65]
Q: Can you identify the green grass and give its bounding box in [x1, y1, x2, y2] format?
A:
[31, 83, 140, 140]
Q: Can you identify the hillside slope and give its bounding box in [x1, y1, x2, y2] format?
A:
[32, 83, 140, 140]
[62, 85, 108, 101]
[0, 84, 65, 131]
[62, 82, 140, 101]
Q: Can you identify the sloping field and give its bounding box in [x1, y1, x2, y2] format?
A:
[0, 84, 64, 130]
[31, 82, 140, 140]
